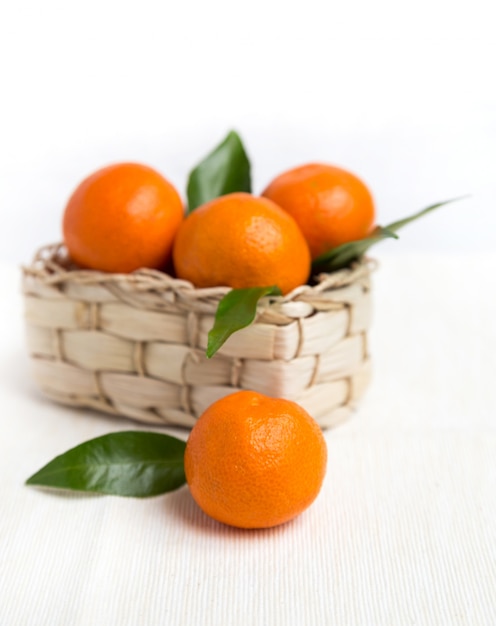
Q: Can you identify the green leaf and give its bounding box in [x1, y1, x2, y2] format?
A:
[26, 431, 186, 498]
[384, 197, 468, 233]
[187, 130, 251, 211]
[312, 226, 398, 273]
[207, 285, 282, 358]
[312, 197, 467, 273]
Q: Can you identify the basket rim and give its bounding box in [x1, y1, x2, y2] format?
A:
[22, 242, 375, 303]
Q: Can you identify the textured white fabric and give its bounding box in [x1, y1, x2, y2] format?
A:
[1, 253, 495, 626]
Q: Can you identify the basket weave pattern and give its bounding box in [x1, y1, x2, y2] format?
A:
[22, 244, 373, 429]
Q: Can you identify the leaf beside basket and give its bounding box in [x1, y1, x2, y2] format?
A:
[26, 431, 187, 497]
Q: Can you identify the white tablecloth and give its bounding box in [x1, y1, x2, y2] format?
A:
[1, 253, 495, 626]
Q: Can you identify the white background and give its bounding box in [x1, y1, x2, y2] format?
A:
[1, 0, 495, 264]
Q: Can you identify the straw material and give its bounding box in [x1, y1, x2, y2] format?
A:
[22, 244, 374, 429]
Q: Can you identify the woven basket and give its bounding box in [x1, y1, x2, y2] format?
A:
[22, 244, 374, 430]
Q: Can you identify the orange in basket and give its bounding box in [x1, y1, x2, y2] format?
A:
[63, 163, 184, 273]
[172, 192, 311, 295]
[262, 163, 375, 259]
[184, 390, 327, 529]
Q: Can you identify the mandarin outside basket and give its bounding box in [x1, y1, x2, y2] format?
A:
[22, 244, 374, 430]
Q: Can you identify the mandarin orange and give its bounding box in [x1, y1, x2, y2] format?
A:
[172, 192, 311, 295]
[184, 390, 327, 529]
[63, 163, 184, 273]
[262, 163, 375, 259]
